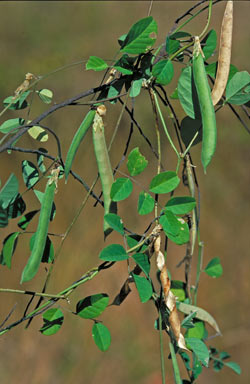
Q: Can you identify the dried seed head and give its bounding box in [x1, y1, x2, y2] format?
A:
[97, 104, 106, 117]
[25, 73, 35, 80]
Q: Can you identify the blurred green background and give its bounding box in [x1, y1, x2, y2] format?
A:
[0, 1, 249, 383]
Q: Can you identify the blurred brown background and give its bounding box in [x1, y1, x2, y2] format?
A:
[0, 1, 249, 383]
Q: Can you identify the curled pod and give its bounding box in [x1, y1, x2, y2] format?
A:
[92, 105, 117, 237]
[21, 178, 57, 283]
[64, 110, 96, 182]
[211, 1, 233, 106]
[192, 37, 217, 173]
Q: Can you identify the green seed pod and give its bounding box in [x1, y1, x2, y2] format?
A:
[92, 105, 117, 238]
[64, 110, 96, 182]
[21, 178, 57, 283]
[193, 37, 217, 173]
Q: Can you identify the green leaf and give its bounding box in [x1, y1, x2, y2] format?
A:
[166, 218, 189, 245]
[37, 148, 47, 173]
[159, 210, 181, 236]
[181, 312, 197, 329]
[34, 189, 56, 221]
[129, 78, 143, 98]
[92, 322, 111, 352]
[120, 16, 157, 54]
[40, 308, 64, 336]
[177, 66, 200, 119]
[86, 56, 108, 71]
[185, 321, 205, 339]
[22, 160, 39, 189]
[2, 232, 19, 268]
[76, 293, 109, 319]
[3, 91, 30, 110]
[37, 89, 53, 104]
[28, 126, 49, 142]
[104, 213, 124, 235]
[127, 147, 148, 176]
[7, 193, 26, 219]
[126, 235, 147, 252]
[204, 257, 223, 278]
[0, 173, 19, 209]
[0, 118, 25, 134]
[224, 362, 241, 375]
[152, 60, 174, 85]
[177, 302, 221, 334]
[114, 53, 135, 75]
[185, 338, 209, 367]
[165, 196, 196, 215]
[170, 31, 191, 39]
[99, 244, 128, 261]
[201, 30, 217, 60]
[137, 191, 155, 215]
[107, 79, 125, 101]
[132, 273, 153, 303]
[226, 71, 250, 103]
[180, 116, 202, 147]
[0, 204, 9, 228]
[170, 88, 178, 99]
[132, 253, 150, 277]
[149, 171, 180, 194]
[165, 36, 180, 55]
[110, 178, 133, 201]
[29, 233, 54, 263]
[171, 280, 186, 302]
[206, 62, 238, 84]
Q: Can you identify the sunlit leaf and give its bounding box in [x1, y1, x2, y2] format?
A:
[185, 321, 205, 339]
[86, 56, 108, 71]
[159, 210, 180, 236]
[152, 60, 174, 85]
[165, 196, 196, 215]
[0, 118, 25, 133]
[149, 171, 180, 194]
[104, 213, 124, 235]
[40, 308, 64, 336]
[201, 29, 217, 60]
[127, 147, 148, 176]
[132, 253, 150, 277]
[0, 173, 19, 209]
[185, 337, 209, 367]
[2, 232, 19, 268]
[76, 293, 109, 319]
[28, 126, 49, 142]
[92, 322, 111, 351]
[132, 273, 153, 303]
[120, 16, 157, 54]
[99, 244, 128, 261]
[137, 191, 155, 215]
[37, 89, 53, 104]
[22, 160, 39, 189]
[110, 178, 133, 201]
[204, 257, 223, 278]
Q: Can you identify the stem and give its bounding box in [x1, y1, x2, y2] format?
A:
[0, 266, 101, 336]
[159, 310, 166, 384]
[149, 88, 161, 220]
[169, 342, 182, 384]
[0, 288, 65, 299]
[199, 0, 213, 40]
[194, 232, 204, 305]
[153, 91, 180, 160]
